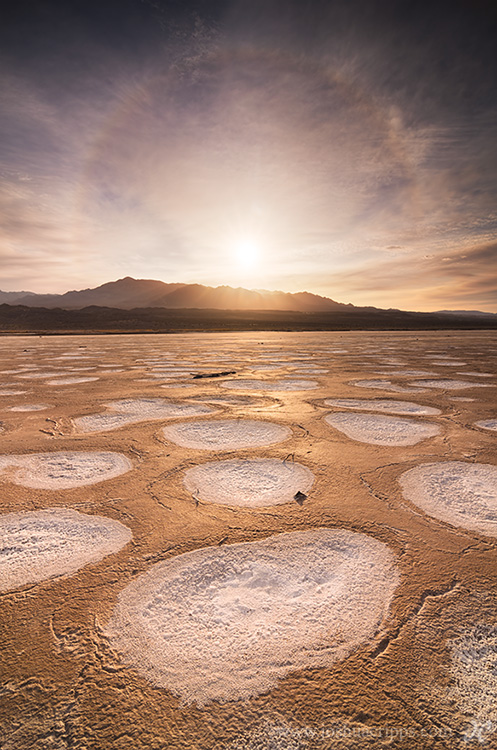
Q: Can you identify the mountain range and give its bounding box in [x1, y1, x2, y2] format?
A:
[0, 276, 497, 320]
[0, 277, 364, 312]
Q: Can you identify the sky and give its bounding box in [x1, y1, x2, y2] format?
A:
[1, 0, 496, 311]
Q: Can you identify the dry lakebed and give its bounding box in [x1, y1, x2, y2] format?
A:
[0, 330, 496, 749]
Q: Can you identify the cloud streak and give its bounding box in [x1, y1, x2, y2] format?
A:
[325, 241, 497, 311]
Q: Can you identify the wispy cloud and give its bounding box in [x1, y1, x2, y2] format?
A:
[0, 0, 496, 310]
[322, 241, 497, 311]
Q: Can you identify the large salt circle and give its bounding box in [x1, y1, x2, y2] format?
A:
[0, 451, 132, 489]
[74, 398, 215, 433]
[106, 398, 209, 416]
[324, 412, 440, 446]
[162, 419, 291, 450]
[324, 398, 441, 416]
[0, 508, 132, 592]
[399, 461, 497, 536]
[74, 413, 136, 433]
[106, 529, 399, 704]
[183, 459, 314, 507]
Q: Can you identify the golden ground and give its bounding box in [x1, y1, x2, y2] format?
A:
[0, 331, 496, 750]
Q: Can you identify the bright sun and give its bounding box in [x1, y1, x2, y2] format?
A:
[235, 238, 259, 270]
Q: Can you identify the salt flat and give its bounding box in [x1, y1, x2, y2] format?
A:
[0, 330, 496, 750]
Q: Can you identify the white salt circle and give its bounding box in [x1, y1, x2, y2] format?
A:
[221, 379, 318, 391]
[409, 379, 490, 390]
[374, 370, 435, 377]
[324, 412, 440, 446]
[159, 383, 193, 389]
[74, 413, 137, 433]
[292, 367, 329, 374]
[0, 451, 132, 489]
[162, 419, 291, 450]
[46, 376, 99, 385]
[324, 398, 441, 416]
[431, 361, 467, 366]
[17, 371, 67, 379]
[8, 404, 50, 412]
[475, 419, 497, 432]
[184, 459, 314, 507]
[151, 369, 193, 375]
[399, 461, 497, 536]
[352, 380, 425, 394]
[65, 366, 96, 371]
[106, 529, 399, 704]
[0, 508, 132, 592]
[111, 398, 211, 416]
[149, 371, 193, 378]
[74, 399, 215, 433]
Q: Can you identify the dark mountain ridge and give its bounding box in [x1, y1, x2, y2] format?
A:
[0, 277, 366, 312]
[1, 278, 494, 319]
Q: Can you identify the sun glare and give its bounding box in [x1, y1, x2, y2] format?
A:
[235, 239, 259, 270]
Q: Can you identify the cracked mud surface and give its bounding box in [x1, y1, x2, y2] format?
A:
[0, 330, 496, 749]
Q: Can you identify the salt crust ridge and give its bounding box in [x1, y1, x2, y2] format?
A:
[162, 419, 292, 450]
[399, 461, 497, 537]
[183, 458, 314, 507]
[324, 412, 440, 446]
[0, 508, 132, 592]
[106, 529, 399, 704]
[0, 451, 132, 489]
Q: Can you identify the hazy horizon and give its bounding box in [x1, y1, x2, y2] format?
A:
[2, 274, 497, 316]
